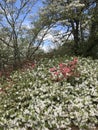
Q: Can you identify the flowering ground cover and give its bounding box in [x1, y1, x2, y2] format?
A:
[0, 56, 98, 130]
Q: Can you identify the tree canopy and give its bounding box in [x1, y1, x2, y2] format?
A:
[37, 0, 98, 56]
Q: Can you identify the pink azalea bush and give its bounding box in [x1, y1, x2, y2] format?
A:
[49, 58, 79, 82]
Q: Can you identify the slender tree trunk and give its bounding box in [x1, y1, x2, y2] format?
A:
[80, 21, 84, 42]
[13, 43, 21, 69]
[13, 32, 21, 70]
[70, 19, 80, 54]
[0, 53, 2, 71]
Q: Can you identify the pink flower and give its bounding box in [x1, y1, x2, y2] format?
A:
[59, 67, 71, 78]
[59, 63, 63, 68]
[59, 63, 67, 68]
[69, 58, 78, 65]
[54, 71, 60, 75]
[61, 67, 71, 74]
[49, 58, 79, 82]
[50, 67, 57, 72]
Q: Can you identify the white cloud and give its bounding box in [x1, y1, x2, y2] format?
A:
[43, 33, 54, 41]
[40, 30, 73, 52]
[23, 27, 73, 52]
[41, 40, 55, 52]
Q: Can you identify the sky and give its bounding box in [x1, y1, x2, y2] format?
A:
[16, 0, 43, 25]
[20, 0, 60, 52]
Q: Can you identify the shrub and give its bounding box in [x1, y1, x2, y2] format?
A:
[0, 56, 98, 130]
[49, 58, 79, 82]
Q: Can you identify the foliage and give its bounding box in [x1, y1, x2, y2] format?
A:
[49, 41, 75, 56]
[0, 0, 47, 69]
[49, 58, 79, 82]
[38, 0, 98, 57]
[0, 56, 98, 130]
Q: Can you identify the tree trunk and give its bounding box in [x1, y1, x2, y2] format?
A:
[13, 43, 21, 70]
[0, 53, 2, 71]
[12, 32, 21, 70]
[80, 21, 84, 42]
[70, 19, 80, 54]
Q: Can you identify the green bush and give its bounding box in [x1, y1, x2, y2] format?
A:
[0, 56, 98, 130]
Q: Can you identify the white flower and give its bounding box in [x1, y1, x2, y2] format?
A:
[24, 109, 30, 115]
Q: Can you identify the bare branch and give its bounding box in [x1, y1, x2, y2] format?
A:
[0, 3, 12, 27]
[29, 24, 55, 58]
[0, 37, 13, 48]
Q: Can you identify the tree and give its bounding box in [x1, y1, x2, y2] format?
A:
[26, 17, 54, 59]
[38, 0, 98, 56]
[0, 0, 39, 69]
[38, 0, 85, 53]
